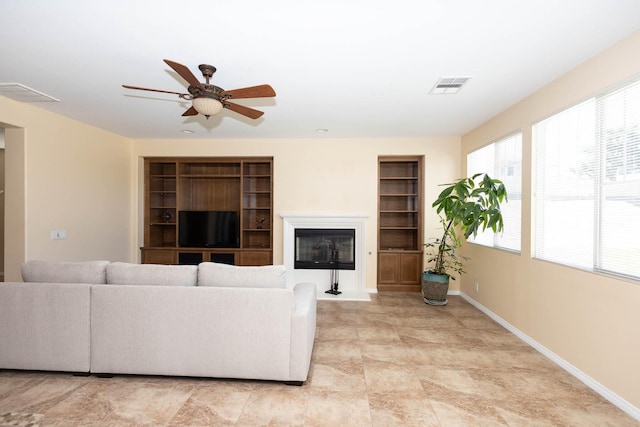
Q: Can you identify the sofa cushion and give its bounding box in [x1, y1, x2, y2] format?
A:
[198, 262, 287, 288]
[21, 260, 110, 284]
[107, 262, 198, 286]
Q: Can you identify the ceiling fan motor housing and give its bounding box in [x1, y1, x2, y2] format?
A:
[188, 84, 225, 102]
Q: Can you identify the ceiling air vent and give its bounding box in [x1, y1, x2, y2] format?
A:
[430, 77, 471, 95]
[0, 83, 60, 102]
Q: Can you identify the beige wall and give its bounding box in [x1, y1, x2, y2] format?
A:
[132, 137, 460, 290]
[0, 96, 133, 280]
[461, 30, 640, 409]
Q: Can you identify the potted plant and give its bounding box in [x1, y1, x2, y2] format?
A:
[422, 173, 507, 305]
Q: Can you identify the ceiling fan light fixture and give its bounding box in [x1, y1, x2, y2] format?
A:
[192, 96, 223, 117]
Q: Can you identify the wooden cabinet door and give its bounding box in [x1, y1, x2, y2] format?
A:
[378, 252, 401, 284]
[239, 251, 272, 266]
[141, 249, 176, 265]
[377, 251, 422, 292]
[399, 252, 422, 286]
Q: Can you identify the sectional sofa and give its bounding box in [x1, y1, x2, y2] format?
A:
[0, 260, 317, 385]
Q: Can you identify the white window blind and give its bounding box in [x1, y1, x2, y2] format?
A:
[533, 78, 640, 280]
[467, 132, 522, 251]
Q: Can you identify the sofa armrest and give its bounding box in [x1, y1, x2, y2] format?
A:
[289, 282, 317, 381]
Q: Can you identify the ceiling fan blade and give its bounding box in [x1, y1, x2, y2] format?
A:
[224, 102, 264, 119]
[122, 85, 187, 96]
[182, 106, 198, 116]
[222, 84, 276, 99]
[163, 59, 204, 91]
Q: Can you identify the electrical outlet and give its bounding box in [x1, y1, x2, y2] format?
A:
[475, 282, 479, 292]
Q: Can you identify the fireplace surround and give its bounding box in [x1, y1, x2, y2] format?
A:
[282, 213, 369, 301]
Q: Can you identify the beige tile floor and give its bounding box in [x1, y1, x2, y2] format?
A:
[0, 293, 637, 426]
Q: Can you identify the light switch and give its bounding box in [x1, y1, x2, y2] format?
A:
[50, 230, 67, 240]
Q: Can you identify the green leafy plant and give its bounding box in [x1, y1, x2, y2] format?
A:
[425, 173, 508, 278]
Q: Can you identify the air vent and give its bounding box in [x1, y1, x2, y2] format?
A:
[0, 83, 60, 102]
[430, 77, 471, 95]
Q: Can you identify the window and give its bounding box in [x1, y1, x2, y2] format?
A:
[533, 78, 640, 280]
[467, 132, 522, 251]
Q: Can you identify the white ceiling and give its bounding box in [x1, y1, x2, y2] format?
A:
[1, 0, 640, 140]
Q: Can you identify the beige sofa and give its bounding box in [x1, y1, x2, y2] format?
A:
[0, 260, 317, 385]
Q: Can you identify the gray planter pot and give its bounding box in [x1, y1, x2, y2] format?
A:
[422, 270, 449, 306]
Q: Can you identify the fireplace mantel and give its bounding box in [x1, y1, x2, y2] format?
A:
[281, 213, 370, 301]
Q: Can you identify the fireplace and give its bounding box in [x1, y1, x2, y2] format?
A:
[294, 228, 355, 270]
[281, 213, 369, 301]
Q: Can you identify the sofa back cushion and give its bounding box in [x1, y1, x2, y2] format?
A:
[21, 260, 110, 284]
[107, 262, 198, 286]
[198, 262, 287, 288]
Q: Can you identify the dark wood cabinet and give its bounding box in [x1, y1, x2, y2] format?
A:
[142, 157, 273, 266]
[377, 156, 423, 291]
[377, 251, 423, 291]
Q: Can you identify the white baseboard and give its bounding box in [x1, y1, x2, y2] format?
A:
[460, 292, 640, 422]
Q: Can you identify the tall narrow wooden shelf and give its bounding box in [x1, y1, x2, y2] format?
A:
[141, 157, 273, 266]
[242, 161, 272, 251]
[378, 156, 423, 291]
[146, 162, 177, 248]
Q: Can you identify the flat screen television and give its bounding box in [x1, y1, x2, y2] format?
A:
[178, 210, 239, 248]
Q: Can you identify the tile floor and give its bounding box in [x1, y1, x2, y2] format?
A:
[0, 293, 637, 426]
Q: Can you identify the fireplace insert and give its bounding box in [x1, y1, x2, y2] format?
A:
[294, 228, 355, 270]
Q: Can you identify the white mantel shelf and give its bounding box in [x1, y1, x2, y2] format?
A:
[281, 213, 370, 301]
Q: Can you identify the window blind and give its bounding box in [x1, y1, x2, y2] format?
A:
[467, 132, 522, 252]
[533, 78, 640, 280]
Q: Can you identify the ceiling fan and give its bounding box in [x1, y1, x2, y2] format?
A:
[123, 59, 276, 119]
